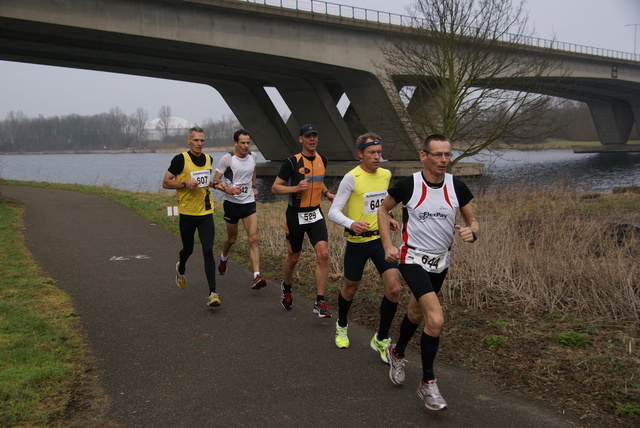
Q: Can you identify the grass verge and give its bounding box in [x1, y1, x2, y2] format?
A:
[0, 195, 84, 426]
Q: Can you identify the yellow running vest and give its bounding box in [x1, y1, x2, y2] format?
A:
[175, 152, 214, 216]
[345, 165, 391, 243]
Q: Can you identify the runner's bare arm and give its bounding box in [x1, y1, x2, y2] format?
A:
[378, 195, 400, 262]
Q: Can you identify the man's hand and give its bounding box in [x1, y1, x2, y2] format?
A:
[384, 246, 399, 263]
[455, 225, 476, 243]
[350, 221, 370, 235]
[184, 179, 199, 189]
[297, 179, 309, 192]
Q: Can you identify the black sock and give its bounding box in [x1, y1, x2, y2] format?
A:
[316, 295, 325, 302]
[282, 282, 292, 293]
[394, 314, 419, 357]
[421, 332, 439, 381]
[377, 296, 398, 340]
[338, 292, 352, 327]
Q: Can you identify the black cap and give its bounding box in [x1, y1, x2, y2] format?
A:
[300, 124, 318, 136]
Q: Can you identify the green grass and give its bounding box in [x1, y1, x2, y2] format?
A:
[0, 196, 84, 426]
[483, 334, 509, 348]
[557, 331, 591, 347]
[487, 319, 509, 330]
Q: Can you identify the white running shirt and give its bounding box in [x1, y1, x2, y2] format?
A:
[215, 151, 257, 204]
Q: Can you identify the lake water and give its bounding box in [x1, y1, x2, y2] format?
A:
[460, 149, 640, 195]
[1, 150, 639, 201]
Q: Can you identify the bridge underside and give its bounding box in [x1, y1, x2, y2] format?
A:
[0, 14, 418, 161]
[488, 77, 640, 145]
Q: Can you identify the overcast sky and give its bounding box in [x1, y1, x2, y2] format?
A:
[0, 0, 638, 125]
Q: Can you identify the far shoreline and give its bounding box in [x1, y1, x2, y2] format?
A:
[2, 146, 237, 155]
[4, 139, 639, 155]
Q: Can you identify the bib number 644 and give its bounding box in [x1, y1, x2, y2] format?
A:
[413, 247, 448, 273]
[421, 254, 441, 269]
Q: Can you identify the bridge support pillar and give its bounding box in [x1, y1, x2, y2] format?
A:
[273, 76, 356, 160]
[630, 100, 640, 138]
[336, 72, 420, 160]
[587, 99, 636, 145]
[210, 80, 298, 161]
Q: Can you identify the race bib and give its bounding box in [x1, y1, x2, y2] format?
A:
[363, 190, 387, 215]
[298, 208, 323, 225]
[191, 170, 210, 188]
[234, 182, 251, 198]
[411, 247, 450, 273]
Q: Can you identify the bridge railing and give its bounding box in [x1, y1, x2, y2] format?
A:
[240, 0, 640, 62]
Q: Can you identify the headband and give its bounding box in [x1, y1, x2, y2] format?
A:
[357, 140, 382, 151]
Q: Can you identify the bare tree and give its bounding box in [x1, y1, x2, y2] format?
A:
[2, 111, 27, 151]
[201, 114, 241, 147]
[381, 0, 566, 166]
[130, 107, 149, 147]
[157, 105, 172, 140]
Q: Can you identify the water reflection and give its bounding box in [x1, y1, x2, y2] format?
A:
[461, 150, 640, 195]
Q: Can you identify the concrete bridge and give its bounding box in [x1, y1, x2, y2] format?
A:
[1, 0, 639, 163]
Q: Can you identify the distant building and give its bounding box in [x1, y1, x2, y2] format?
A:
[144, 116, 195, 140]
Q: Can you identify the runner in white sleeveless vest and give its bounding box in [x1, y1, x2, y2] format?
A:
[378, 134, 479, 412]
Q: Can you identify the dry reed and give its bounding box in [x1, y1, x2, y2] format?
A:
[253, 189, 639, 324]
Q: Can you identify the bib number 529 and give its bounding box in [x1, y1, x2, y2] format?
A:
[297, 208, 323, 225]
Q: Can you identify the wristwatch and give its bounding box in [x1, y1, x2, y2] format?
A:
[180, 182, 186, 188]
[471, 230, 478, 241]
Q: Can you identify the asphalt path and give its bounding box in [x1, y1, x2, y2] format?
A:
[1, 185, 580, 428]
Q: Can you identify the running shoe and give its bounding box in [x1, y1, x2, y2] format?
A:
[175, 262, 187, 289]
[386, 344, 406, 385]
[335, 322, 349, 348]
[417, 379, 448, 411]
[281, 282, 293, 310]
[370, 333, 392, 363]
[207, 292, 221, 307]
[251, 274, 267, 290]
[218, 257, 227, 275]
[313, 300, 332, 318]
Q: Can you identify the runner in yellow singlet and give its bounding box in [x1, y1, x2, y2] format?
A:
[162, 127, 221, 308]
